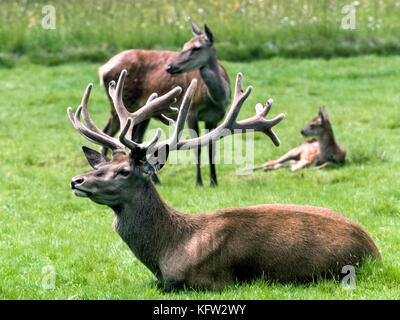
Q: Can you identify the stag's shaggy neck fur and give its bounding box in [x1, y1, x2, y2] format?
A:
[112, 181, 190, 279]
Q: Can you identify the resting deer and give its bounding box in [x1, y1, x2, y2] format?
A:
[68, 71, 379, 291]
[253, 107, 346, 172]
[98, 23, 231, 186]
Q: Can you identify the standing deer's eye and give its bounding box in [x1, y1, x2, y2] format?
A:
[116, 170, 130, 177]
[192, 47, 201, 52]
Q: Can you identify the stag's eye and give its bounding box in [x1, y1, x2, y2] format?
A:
[192, 47, 201, 52]
[117, 170, 130, 177]
[95, 171, 105, 177]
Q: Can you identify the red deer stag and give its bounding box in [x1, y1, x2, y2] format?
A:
[98, 23, 231, 186]
[68, 70, 380, 291]
[252, 107, 346, 172]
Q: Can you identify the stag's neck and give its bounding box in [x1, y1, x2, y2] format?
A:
[200, 54, 230, 108]
[111, 182, 190, 278]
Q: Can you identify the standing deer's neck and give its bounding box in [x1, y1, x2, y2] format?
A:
[199, 52, 230, 107]
[111, 181, 189, 278]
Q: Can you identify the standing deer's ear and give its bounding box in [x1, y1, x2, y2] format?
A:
[82, 146, 110, 169]
[191, 22, 203, 36]
[204, 24, 214, 43]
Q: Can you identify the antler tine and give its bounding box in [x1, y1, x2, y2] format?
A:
[67, 107, 125, 152]
[233, 98, 285, 146]
[80, 83, 115, 138]
[67, 84, 126, 151]
[148, 79, 198, 154]
[163, 73, 285, 151]
[109, 69, 185, 153]
[224, 72, 252, 128]
[108, 70, 131, 132]
[108, 69, 182, 129]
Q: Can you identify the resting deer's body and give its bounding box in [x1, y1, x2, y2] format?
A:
[254, 107, 346, 172]
[113, 179, 379, 289]
[99, 23, 231, 186]
[68, 71, 379, 291]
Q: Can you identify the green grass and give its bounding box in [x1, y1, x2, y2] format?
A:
[0, 55, 400, 299]
[1, 0, 400, 64]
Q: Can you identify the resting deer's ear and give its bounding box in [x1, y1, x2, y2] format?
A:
[319, 106, 329, 123]
[191, 22, 202, 36]
[147, 144, 170, 173]
[82, 146, 110, 169]
[204, 24, 214, 43]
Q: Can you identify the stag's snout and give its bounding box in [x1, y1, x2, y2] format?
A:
[70, 176, 92, 197]
[300, 129, 306, 136]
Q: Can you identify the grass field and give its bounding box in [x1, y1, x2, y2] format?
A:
[0, 55, 400, 299]
[1, 0, 400, 65]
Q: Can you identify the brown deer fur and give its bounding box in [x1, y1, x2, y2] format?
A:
[99, 23, 231, 186]
[68, 72, 379, 291]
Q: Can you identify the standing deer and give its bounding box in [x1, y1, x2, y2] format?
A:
[98, 23, 231, 186]
[68, 71, 379, 291]
[252, 107, 346, 172]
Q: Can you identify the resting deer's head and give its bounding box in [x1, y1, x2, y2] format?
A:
[166, 23, 215, 75]
[300, 107, 330, 137]
[68, 70, 284, 206]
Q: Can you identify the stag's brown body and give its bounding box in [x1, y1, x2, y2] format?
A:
[113, 180, 380, 290]
[68, 70, 379, 291]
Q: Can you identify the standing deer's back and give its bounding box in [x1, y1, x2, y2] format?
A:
[99, 49, 229, 123]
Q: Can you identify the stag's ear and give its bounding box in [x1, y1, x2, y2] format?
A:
[147, 144, 170, 173]
[191, 22, 202, 36]
[204, 24, 214, 43]
[82, 146, 109, 169]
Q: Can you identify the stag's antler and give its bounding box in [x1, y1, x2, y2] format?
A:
[68, 70, 284, 165]
[149, 73, 285, 154]
[67, 69, 184, 155]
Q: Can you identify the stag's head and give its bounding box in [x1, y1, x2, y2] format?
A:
[166, 23, 215, 75]
[68, 70, 285, 206]
[300, 107, 331, 137]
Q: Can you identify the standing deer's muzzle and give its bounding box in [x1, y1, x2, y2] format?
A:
[165, 64, 181, 75]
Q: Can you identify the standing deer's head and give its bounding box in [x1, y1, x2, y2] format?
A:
[300, 107, 331, 137]
[68, 70, 284, 206]
[166, 23, 216, 75]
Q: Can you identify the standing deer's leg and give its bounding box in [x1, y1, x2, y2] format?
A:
[101, 108, 120, 156]
[188, 116, 203, 186]
[206, 122, 218, 186]
[132, 118, 150, 143]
